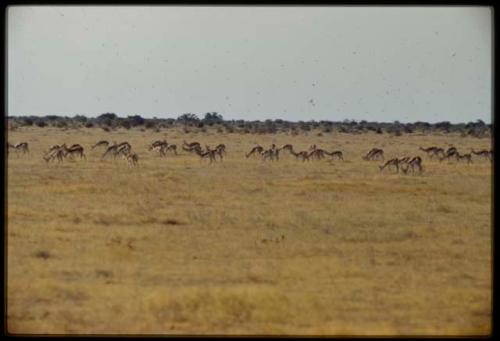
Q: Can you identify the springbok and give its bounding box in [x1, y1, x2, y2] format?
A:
[439, 148, 459, 163]
[61, 143, 86, 160]
[246, 145, 264, 158]
[11, 142, 29, 155]
[92, 140, 109, 150]
[127, 153, 139, 167]
[281, 144, 310, 162]
[183, 140, 201, 149]
[194, 147, 217, 164]
[149, 140, 167, 151]
[215, 144, 226, 155]
[325, 150, 344, 161]
[165, 144, 178, 155]
[403, 156, 423, 175]
[471, 149, 492, 161]
[419, 146, 444, 159]
[379, 158, 400, 173]
[363, 148, 384, 161]
[102, 142, 119, 159]
[182, 144, 202, 154]
[44, 146, 66, 163]
[456, 152, 473, 164]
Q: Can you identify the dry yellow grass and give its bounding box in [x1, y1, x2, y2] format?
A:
[6, 126, 492, 335]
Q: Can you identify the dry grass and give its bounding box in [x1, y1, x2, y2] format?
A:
[6, 127, 492, 335]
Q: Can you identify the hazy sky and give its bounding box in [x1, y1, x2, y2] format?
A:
[8, 6, 492, 123]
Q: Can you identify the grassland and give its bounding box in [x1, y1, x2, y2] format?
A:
[6, 126, 492, 335]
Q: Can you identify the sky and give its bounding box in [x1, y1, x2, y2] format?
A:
[7, 6, 493, 123]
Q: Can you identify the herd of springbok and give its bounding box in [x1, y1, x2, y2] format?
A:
[6, 140, 493, 174]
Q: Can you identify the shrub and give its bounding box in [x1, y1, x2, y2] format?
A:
[56, 120, 67, 128]
[35, 120, 47, 128]
[121, 120, 131, 129]
[145, 121, 156, 129]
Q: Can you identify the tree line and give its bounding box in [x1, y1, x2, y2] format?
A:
[6, 112, 492, 138]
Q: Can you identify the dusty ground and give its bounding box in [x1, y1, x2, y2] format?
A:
[6, 126, 492, 335]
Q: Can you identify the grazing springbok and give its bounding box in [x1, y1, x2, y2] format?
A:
[379, 158, 400, 173]
[471, 149, 492, 161]
[308, 149, 326, 160]
[419, 146, 444, 159]
[261, 149, 275, 161]
[44, 145, 66, 163]
[246, 145, 264, 158]
[127, 153, 139, 167]
[102, 142, 131, 159]
[182, 144, 202, 154]
[165, 144, 178, 155]
[325, 150, 344, 161]
[205, 145, 223, 161]
[215, 144, 226, 155]
[102, 142, 119, 159]
[183, 140, 201, 149]
[456, 152, 473, 164]
[402, 156, 423, 175]
[260, 144, 280, 161]
[281, 144, 310, 162]
[61, 143, 86, 160]
[194, 147, 217, 164]
[11, 142, 29, 155]
[439, 148, 459, 162]
[91, 140, 109, 150]
[149, 140, 167, 151]
[363, 148, 384, 161]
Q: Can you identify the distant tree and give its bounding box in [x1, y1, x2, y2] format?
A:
[177, 113, 200, 123]
[73, 115, 88, 123]
[203, 112, 224, 124]
[97, 113, 117, 121]
[127, 115, 145, 126]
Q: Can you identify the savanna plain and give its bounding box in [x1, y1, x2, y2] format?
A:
[7, 126, 492, 335]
